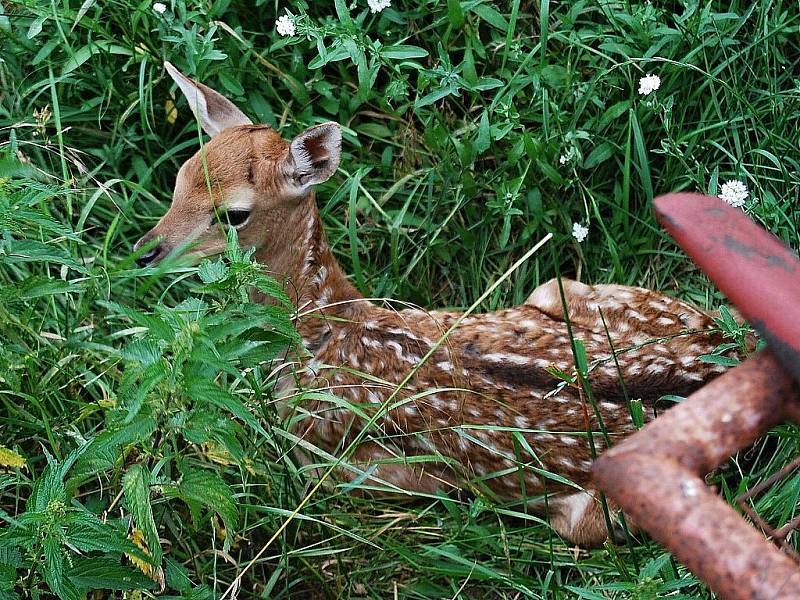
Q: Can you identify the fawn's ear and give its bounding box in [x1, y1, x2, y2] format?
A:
[164, 61, 252, 137]
[286, 122, 342, 190]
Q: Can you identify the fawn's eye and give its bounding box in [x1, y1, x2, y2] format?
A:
[220, 208, 251, 228]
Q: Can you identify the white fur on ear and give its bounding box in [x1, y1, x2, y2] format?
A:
[164, 61, 252, 137]
[288, 122, 342, 190]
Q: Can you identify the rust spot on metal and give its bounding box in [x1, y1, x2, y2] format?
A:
[723, 234, 759, 258]
[723, 235, 796, 273]
[704, 206, 727, 216]
[751, 318, 800, 384]
[766, 253, 797, 274]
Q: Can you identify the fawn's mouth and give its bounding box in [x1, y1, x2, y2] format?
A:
[135, 246, 165, 266]
[133, 234, 167, 267]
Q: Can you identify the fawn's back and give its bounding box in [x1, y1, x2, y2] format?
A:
[290, 277, 728, 495]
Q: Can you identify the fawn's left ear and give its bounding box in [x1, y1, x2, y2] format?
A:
[286, 122, 342, 191]
[164, 61, 252, 137]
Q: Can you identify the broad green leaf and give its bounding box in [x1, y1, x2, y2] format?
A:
[583, 142, 614, 169]
[171, 467, 238, 541]
[61, 41, 133, 75]
[469, 3, 509, 29]
[197, 258, 227, 283]
[447, 0, 465, 27]
[415, 84, 460, 108]
[475, 110, 491, 153]
[186, 380, 268, 438]
[381, 45, 428, 60]
[122, 465, 162, 564]
[68, 556, 155, 591]
[64, 513, 144, 557]
[698, 354, 740, 366]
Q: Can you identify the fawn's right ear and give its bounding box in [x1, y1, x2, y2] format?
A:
[285, 122, 342, 192]
[164, 61, 252, 137]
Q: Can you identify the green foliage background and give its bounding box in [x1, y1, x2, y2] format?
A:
[1, 0, 799, 598]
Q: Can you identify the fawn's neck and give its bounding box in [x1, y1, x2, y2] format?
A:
[253, 194, 367, 346]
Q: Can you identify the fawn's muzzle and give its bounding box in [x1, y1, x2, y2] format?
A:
[133, 234, 165, 267]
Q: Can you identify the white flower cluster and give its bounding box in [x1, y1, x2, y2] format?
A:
[558, 146, 578, 167]
[153, 2, 167, 14]
[276, 14, 296, 37]
[572, 222, 589, 243]
[368, 0, 391, 13]
[718, 180, 748, 208]
[638, 74, 661, 96]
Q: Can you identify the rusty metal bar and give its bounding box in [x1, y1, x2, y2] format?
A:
[654, 193, 800, 382]
[593, 193, 800, 600]
[593, 352, 800, 600]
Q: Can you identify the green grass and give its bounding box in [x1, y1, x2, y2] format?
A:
[1, 0, 799, 598]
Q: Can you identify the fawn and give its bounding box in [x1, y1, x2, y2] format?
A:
[134, 62, 731, 547]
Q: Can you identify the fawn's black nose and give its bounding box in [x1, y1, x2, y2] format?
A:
[136, 246, 163, 266]
[134, 234, 164, 267]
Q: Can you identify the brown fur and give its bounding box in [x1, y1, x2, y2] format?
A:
[136, 71, 733, 547]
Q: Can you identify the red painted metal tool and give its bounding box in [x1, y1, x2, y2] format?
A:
[654, 193, 800, 383]
[593, 193, 800, 600]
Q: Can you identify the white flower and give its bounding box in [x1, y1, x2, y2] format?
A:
[367, 0, 391, 13]
[638, 73, 661, 96]
[276, 14, 296, 37]
[152, 2, 167, 14]
[559, 155, 568, 165]
[718, 180, 748, 208]
[572, 222, 589, 243]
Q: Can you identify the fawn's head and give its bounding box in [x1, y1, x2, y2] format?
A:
[134, 62, 341, 266]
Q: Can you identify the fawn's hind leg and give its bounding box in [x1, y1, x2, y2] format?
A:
[547, 489, 631, 548]
[525, 277, 714, 333]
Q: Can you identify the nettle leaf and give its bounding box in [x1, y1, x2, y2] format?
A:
[164, 557, 193, 593]
[68, 556, 155, 592]
[204, 309, 287, 342]
[0, 548, 22, 568]
[251, 275, 293, 308]
[247, 304, 301, 342]
[119, 338, 163, 367]
[122, 465, 162, 564]
[64, 513, 144, 557]
[119, 361, 168, 424]
[0, 564, 18, 600]
[168, 467, 238, 547]
[101, 301, 175, 342]
[186, 380, 268, 438]
[186, 339, 241, 381]
[28, 464, 67, 513]
[42, 536, 82, 600]
[170, 297, 210, 323]
[183, 410, 246, 464]
[2, 240, 89, 274]
[197, 258, 227, 283]
[76, 416, 158, 476]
